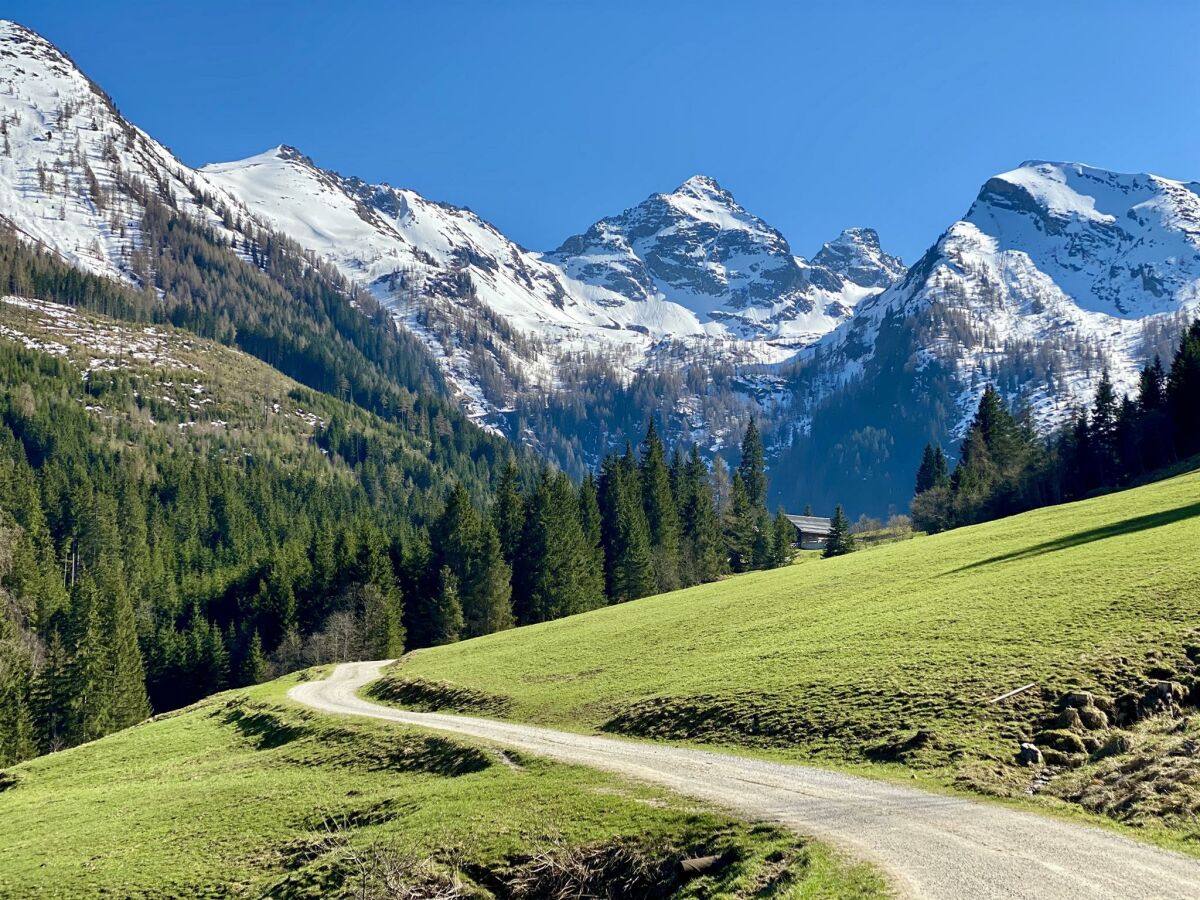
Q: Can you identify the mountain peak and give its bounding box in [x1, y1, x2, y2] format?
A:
[675, 174, 725, 193]
[273, 144, 319, 167]
[811, 227, 905, 288]
[670, 174, 736, 205]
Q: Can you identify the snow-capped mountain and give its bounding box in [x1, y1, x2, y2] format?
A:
[0, 21, 248, 283]
[772, 160, 1200, 514]
[203, 147, 903, 426]
[546, 176, 903, 349]
[811, 161, 1200, 435]
[6, 19, 1199, 512]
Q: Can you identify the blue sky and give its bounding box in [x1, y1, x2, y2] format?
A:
[9, 1, 1198, 261]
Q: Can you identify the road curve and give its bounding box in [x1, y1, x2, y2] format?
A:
[290, 661, 1200, 900]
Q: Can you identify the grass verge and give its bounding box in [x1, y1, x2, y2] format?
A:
[384, 468, 1200, 846]
[0, 671, 885, 899]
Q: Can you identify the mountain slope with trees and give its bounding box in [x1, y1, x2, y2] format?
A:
[910, 318, 1200, 533]
[772, 162, 1200, 515]
[0, 231, 801, 766]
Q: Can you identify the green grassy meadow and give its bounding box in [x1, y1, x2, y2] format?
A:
[0, 671, 884, 899]
[392, 469, 1200, 810]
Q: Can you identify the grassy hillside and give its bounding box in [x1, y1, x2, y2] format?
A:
[0, 294, 457, 484]
[388, 469, 1200, 830]
[0, 671, 883, 899]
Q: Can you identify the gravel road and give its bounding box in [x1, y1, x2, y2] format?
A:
[290, 660, 1200, 899]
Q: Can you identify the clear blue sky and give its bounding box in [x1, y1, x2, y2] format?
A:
[9, 1, 1199, 261]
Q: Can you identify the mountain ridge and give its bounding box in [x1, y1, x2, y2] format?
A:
[3, 18, 1200, 513]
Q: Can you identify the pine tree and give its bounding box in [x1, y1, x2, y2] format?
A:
[239, 631, 267, 686]
[493, 460, 525, 567]
[639, 421, 681, 593]
[914, 443, 949, 495]
[823, 505, 855, 558]
[769, 508, 796, 568]
[723, 473, 756, 573]
[430, 566, 464, 645]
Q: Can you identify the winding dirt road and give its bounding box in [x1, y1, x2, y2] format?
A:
[290, 661, 1200, 899]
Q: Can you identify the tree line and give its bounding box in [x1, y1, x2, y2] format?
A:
[910, 318, 1200, 533]
[0, 327, 802, 767]
[402, 419, 800, 646]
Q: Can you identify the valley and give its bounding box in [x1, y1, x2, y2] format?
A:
[1, 10, 1199, 899]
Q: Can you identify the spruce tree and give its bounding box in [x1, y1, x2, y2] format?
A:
[1138, 357, 1166, 412]
[723, 473, 756, 573]
[769, 508, 796, 568]
[823, 505, 855, 558]
[198, 618, 231, 697]
[737, 420, 768, 511]
[679, 446, 723, 584]
[357, 526, 405, 656]
[517, 471, 598, 622]
[577, 474, 606, 608]
[239, 631, 268, 686]
[430, 566, 464, 645]
[914, 443, 949, 494]
[1137, 356, 1172, 471]
[464, 520, 513, 638]
[492, 460, 525, 567]
[68, 578, 112, 744]
[32, 632, 72, 753]
[639, 421, 681, 593]
[0, 616, 36, 764]
[736, 421, 771, 568]
[598, 454, 655, 603]
[1089, 369, 1119, 485]
[1168, 319, 1200, 456]
[103, 582, 149, 730]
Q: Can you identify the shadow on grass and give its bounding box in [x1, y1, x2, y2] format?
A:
[218, 703, 310, 749]
[365, 674, 511, 716]
[947, 501, 1200, 575]
[315, 729, 493, 777]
